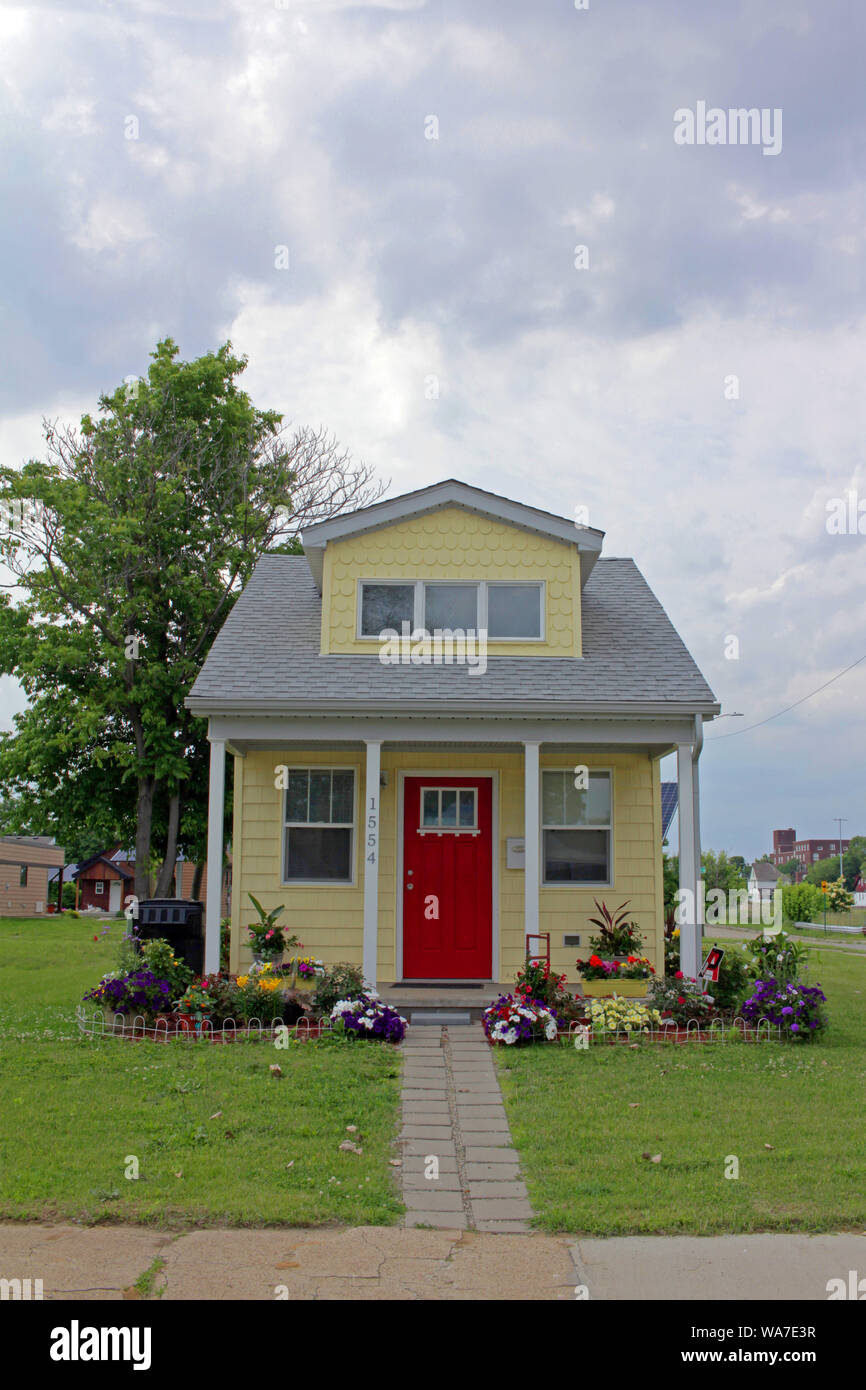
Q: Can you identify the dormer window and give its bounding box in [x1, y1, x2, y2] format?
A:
[357, 580, 544, 640]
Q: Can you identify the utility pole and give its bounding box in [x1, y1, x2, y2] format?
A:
[836, 818, 847, 881]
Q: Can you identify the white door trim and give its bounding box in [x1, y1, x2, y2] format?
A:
[395, 768, 499, 983]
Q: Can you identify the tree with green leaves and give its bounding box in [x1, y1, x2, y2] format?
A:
[806, 856, 846, 889]
[0, 339, 383, 899]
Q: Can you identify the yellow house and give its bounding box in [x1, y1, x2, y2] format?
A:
[186, 480, 718, 1001]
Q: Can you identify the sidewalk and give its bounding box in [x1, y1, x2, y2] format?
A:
[1, 1223, 863, 1300]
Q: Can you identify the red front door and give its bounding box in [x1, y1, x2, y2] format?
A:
[402, 776, 492, 979]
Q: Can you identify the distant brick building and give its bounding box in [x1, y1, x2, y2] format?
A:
[769, 828, 850, 876]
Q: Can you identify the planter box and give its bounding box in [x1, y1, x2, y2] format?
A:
[581, 980, 649, 998]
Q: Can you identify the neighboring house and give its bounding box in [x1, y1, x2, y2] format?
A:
[186, 479, 720, 986]
[854, 877, 866, 909]
[749, 860, 780, 904]
[72, 847, 230, 915]
[0, 835, 64, 916]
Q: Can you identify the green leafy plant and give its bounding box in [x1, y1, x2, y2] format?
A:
[220, 917, 231, 973]
[648, 973, 712, 1024]
[516, 958, 570, 1008]
[246, 894, 300, 958]
[742, 930, 809, 987]
[587, 900, 644, 957]
[139, 937, 193, 998]
[311, 962, 366, 1017]
[709, 948, 751, 1012]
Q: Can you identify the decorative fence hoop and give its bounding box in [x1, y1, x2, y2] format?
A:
[75, 1005, 333, 1044]
[559, 1014, 786, 1045]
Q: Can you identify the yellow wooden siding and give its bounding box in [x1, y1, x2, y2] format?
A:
[320, 506, 582, 657]
[233, 746, 663, 982]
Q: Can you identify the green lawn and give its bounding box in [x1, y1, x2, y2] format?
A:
[0, 918, 403, 1228]
[496, 946, 866, 1236]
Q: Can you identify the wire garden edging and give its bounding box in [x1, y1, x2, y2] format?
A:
[75, 1004, 333, 1044]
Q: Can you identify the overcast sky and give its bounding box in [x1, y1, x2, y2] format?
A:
[1, 0, 863, 860]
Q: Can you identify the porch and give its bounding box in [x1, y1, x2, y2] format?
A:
[201, 711, 708, 987]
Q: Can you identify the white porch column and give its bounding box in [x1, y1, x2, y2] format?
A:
[523, 741, 540, 946]
[204, 737, 226, 976]
[363, 740, 381, 988]
[677, 741, 700, 979]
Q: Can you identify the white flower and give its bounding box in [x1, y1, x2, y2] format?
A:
[503, 1027, 518, 1045]
[545, 1020, 558, 1040]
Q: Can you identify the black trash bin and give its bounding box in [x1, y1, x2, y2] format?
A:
[135, 899, 205, 976]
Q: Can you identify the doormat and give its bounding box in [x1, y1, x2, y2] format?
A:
[398, 982, 484, 990]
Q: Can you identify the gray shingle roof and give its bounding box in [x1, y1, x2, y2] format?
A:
[187, 555, 718, 714]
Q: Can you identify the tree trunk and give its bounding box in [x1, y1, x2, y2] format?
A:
[154, 791, 181, 897]
[191, 860, 205, 901]
[134, 775, 155, 901]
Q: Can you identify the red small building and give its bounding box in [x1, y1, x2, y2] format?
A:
[72, 846, 230, 915]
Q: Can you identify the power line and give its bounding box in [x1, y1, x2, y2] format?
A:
[705, 652, 866, 741]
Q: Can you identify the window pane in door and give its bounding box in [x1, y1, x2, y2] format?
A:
[360, 583, 414, 635]
[440, 789, 458, 825]
[424, 584, 478, 631]
[422, 790, 439, 826]
[487, 584, 541, 638]
[459, 790, 476, 826]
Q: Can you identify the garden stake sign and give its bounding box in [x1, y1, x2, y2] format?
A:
[700, 947, 725, 987]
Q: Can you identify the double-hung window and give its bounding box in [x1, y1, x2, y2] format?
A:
[541, 770, 611, 883]
[284, 769, 355, 882]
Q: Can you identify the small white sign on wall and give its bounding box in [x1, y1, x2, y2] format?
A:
[506, 837, 526, 869]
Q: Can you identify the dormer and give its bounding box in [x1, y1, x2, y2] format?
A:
[299, 479, 604, 658]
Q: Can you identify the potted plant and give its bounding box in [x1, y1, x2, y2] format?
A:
[587, 899, 644, 959]
[576, 955, 653, 997]
[246, 894, 300, 966]
[175, 978, 215, 1033]
[291, 956, 325, 990]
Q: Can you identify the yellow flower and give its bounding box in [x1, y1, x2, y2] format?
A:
[237, 975, 249, 988]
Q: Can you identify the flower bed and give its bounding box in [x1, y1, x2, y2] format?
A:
[330, 993, 407, 1043]
[483, 993, 562, 1045]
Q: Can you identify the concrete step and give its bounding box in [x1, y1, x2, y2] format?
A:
[409, 1009, 473, 1026]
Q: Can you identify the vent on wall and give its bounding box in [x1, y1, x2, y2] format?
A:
[563, 934, 581, 947]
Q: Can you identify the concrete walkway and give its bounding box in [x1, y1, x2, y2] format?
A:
[398, 1022, 533, 1232]
[2, 1224, 864, 1301]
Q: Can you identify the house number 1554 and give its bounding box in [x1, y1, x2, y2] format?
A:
[367, 795, 378, 865]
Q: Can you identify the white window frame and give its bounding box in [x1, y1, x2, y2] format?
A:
[94, 880, 104, 895]
[356, 579, 545, 642]
[540, 767, 613, 887]
[281, 766, 357, 887]
[418, 784, 479, 836]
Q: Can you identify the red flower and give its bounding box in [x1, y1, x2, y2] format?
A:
[677, 996, 686, 1005]
[93, 935, 98, 942]
[675, 971, 684, 980]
